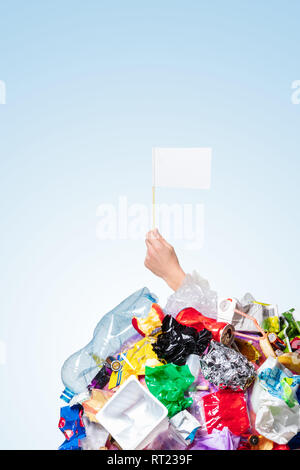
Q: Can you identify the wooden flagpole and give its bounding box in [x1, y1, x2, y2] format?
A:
[152, 149, 156, 229]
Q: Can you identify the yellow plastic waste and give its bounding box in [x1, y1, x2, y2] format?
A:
[235, 338, 261, 363]
[132, 303, 164, 337]
[108, 337, 164, 389]
[278, 352, 300, 375]
[251, 435, 274, 450]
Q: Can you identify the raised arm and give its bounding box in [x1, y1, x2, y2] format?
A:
[144, 229, 186, 291]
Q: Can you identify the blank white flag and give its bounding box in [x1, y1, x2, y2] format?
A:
[152, 147, 211, 189]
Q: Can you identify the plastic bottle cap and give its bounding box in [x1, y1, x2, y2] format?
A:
[105, 356, 122, 372]
[111, 360, 122, 372]
[249, 435, 259, 446]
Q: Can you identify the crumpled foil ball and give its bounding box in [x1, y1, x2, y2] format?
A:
[199, 341, 256, 390]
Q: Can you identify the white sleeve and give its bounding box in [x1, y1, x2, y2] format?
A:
[164, 270, 218, 319]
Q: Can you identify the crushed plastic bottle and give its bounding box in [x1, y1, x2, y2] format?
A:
[60, 287, 157, 400]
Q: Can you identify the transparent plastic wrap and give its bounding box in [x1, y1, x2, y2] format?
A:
[61, 287, 157, 398]
[145, 411, 203, 450]
[164, 271, 218, 319]
[187, 375, 217, 424]
[80, 416, 109, 450]
[144, 423, 188, 450]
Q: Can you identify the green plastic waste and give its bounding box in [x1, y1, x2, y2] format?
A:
[280, 377, 298, 408]
[283, 309, 300, 336]
[278, 309, 300, 352]
[145, 363, 194, 418]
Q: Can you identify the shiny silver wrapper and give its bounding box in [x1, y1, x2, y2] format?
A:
[199, 340, 256, 390]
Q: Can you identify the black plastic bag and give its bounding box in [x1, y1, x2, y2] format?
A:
[152, 315, 212, 366]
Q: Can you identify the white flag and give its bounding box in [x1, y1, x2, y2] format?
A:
[152, 147, 212, 189]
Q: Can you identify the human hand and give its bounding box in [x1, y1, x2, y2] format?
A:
[144, 228, 186, 291]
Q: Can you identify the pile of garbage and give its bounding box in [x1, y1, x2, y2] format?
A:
[58, 272, 300, 450]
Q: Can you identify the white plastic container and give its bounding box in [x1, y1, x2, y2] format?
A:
[96, 375, 168, 450]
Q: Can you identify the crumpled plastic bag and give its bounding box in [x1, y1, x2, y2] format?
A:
[152, 315, 212, 366]
[199, 341, 256, 390]
[202, 389, 250, 436]
[190, 427, 240, 450]
[258, 367, 300, 408]
[145, 363, 195, 417]
[250, 356, 284, 412]
[164, 271, 217, 319]
[80, 415, 109, 450]
[251, 357, 300, 444]
[255, 389, 300, 444]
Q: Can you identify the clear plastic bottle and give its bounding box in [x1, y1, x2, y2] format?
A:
[60, 287, 157, 401]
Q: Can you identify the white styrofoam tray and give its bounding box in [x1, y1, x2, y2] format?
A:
[96, 375, 168, 450]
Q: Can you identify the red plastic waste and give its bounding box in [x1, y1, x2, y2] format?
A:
[202, 389, 250, 436]
[175, 307, 234, 346]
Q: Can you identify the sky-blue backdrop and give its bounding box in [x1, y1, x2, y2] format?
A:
[0, 1, 299, 449]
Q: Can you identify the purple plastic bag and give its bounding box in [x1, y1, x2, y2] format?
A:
[190, 427, 240, 450]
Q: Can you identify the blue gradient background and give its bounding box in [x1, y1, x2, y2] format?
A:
[0, 1, 299, 449]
